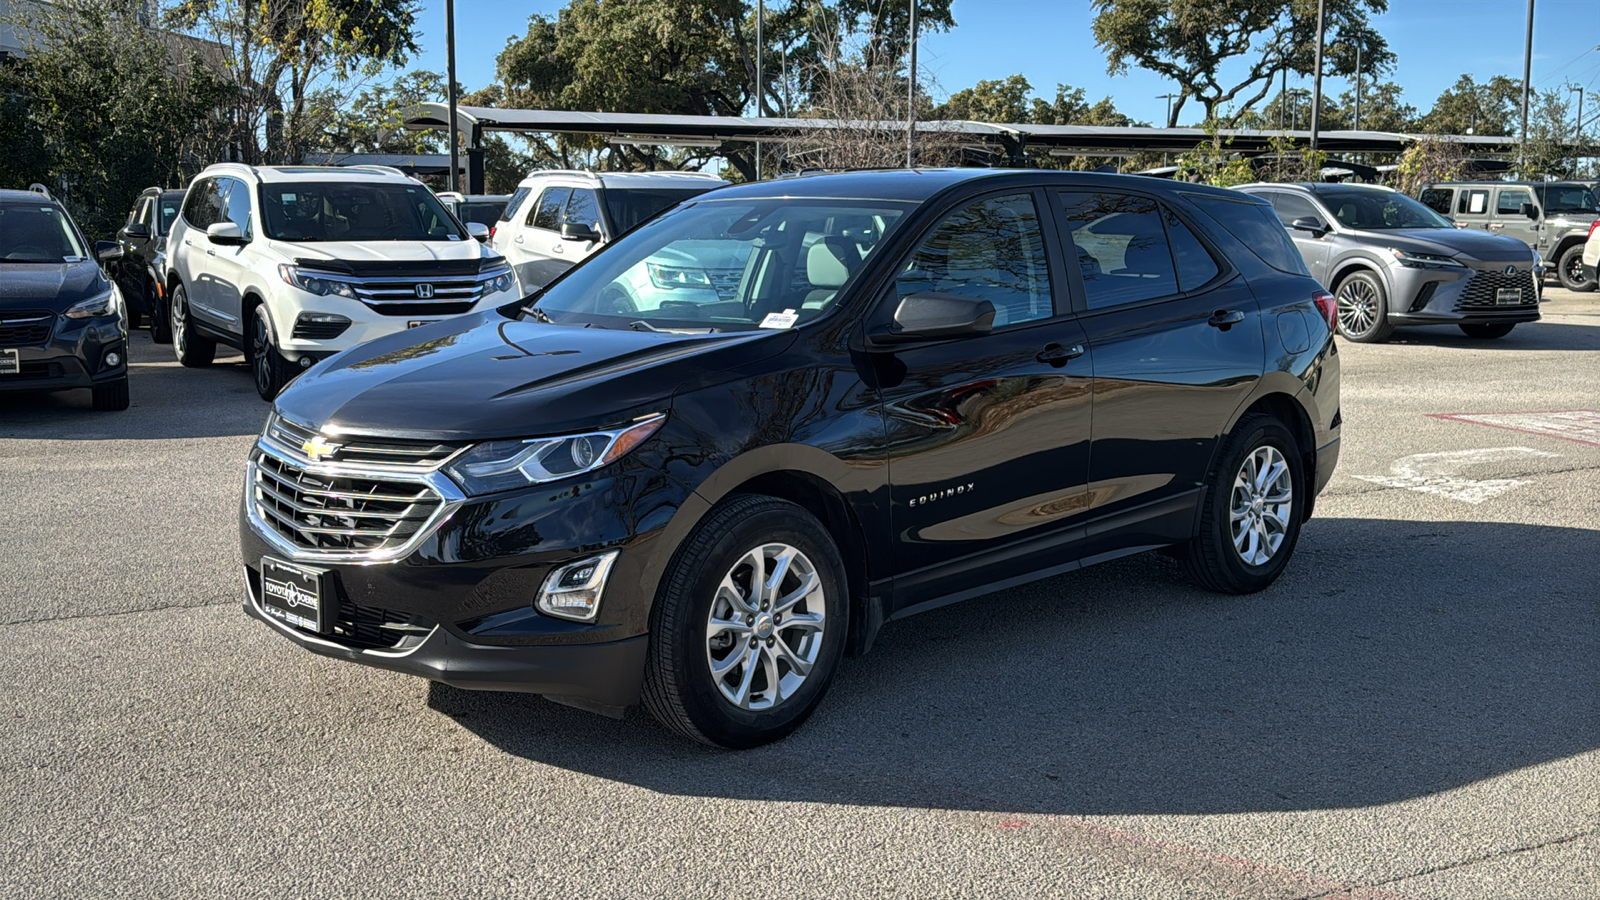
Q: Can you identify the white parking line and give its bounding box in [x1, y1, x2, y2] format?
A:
[1354, 447, 1562, 504]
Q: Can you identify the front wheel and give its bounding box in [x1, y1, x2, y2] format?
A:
[1334, 271, 1395, 342]
[171, 283, 215, 367]
[147, 279, 172, 344]
[1557, 245, 1595, 292]
[1459, 323, 1516, 339]
[250, 304, 292, 401]
[1178, 414, 1305, 594]
[643, 495, 847, 749]
[91, 376, 130, 411]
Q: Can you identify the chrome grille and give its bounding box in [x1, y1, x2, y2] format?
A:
[1455, 269, 1537, 310]
[265, 415, 460, 468]
[0, 310, 54, 347]
[251, 453, 443, 554]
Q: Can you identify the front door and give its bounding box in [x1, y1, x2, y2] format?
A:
[508, 186, 572, 291]
[1051, 188, 1266, 551]
[1491, 186, 1540, 253]
[873, 190, 1094, 612]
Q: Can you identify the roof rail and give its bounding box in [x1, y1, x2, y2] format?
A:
[27, 183, 52, 200]
[346, 165, 408, 178]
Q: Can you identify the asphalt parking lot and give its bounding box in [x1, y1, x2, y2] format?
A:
[2, 293, 1596, 899]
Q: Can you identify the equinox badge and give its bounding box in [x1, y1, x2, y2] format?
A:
[909, 483, 975, 507]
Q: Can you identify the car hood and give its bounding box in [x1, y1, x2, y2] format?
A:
[0, 260, 109, 312]
[1352, 228, 1533, 263]
[266, 238, 496, 266]
[274, 312, 792, 440]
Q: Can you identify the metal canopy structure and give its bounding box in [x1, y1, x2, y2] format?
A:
[399, 102, 1524, 192]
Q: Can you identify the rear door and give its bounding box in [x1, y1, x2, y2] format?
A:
[1454, 186, 1493, 231]
[1054, 188, 1265, 551]
[874, 189, 1094, 612]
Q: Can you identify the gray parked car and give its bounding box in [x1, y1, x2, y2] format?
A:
[1416, 181, 1598, 292]
[1238, 183, 1541, 342]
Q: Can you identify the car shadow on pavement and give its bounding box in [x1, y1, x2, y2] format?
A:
[1384, 321, 1599, 351]
[427, 516, 1597, 815]
[0, 330, 266, 440]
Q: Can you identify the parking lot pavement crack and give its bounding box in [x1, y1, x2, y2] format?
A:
[1295, 829, 1598, 899]
[0, 599, 233, 628]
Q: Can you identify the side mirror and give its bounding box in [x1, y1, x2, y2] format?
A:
[560, 222, 601, 243]
[1520, 202, 1538, 220]
[206, 222, 246, 245]
[867, 292, 995, 347]
[123, 222, 151, 240]
[1289, 216, 1329, 237]
[94, 240, 121, 261]
[466, 222, 490, 242]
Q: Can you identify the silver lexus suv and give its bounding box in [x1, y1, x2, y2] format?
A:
[1238, 183, 1541, 342]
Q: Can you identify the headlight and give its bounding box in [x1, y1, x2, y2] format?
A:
[483, 266, 515, 294]
[442, 413, 667, 495]
[65, 287, 120, 319]
[647, 262, 712, 289]
[278, 264, 356, 298]
[1388, 248, 1464, 269]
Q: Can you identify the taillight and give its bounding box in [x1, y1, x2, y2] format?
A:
[1312, 290, 1337, 331]
[489, 224, 498, 241]
[1587, 220, 1599, 239]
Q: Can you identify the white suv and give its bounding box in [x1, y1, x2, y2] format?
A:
[167, 164, 517, 400]
[491, 170, 728, 294]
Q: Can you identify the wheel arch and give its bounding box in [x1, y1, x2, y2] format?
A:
[1328, 259, 1386, 299]
[1220, 384, 1320, 521]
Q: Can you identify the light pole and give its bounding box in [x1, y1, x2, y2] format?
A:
[907, 0, 918, 168]
[1353, 40, 1362, 131]
[1520, 0, 1534, 174]
[1572, 86, 1586, 174]
[755, 0, 763, 179]
[445, 0, 458, 193]
[1309, 0, 1325, 153]
[1156, 93, 1177, 128]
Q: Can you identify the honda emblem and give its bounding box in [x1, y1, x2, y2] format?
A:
[415, 283, 435, 299]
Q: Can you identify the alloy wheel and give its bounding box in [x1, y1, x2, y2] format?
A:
[1335, 279, 1379, 338]
[704, 542, 826, 711]
[252, 313, 273, 396]
[1229, 445, 1294, 567]
[1565, 253, 1584, 286]
[172, 293, 187, 356]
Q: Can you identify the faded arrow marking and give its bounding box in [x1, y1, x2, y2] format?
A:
[1354, 446, 1561, 504]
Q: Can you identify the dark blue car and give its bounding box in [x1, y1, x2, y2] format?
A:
[0, 187, 130, 410]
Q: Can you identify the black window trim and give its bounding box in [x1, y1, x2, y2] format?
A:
[561, 186, 607, 238]
[1493, 185, 1536, 218]
[1053, 186, 1237, 317]
[1256, 187, 1333, 230]
[528, 185, 575, 231]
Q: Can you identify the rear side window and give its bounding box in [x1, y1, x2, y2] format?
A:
[1418, 188, 1453, 215]
[1184, 194, 1310, 277]
[530, 187, 571, 230]
[1496, 188, 1533, 216]
[1165, 207, 1221, 292]
[500, 187, 531, 222]
[1457, 189, 1489, 215]
[1055, 191, 1179, 309]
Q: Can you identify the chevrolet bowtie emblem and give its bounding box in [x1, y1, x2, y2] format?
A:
[301, 435, 342, 462]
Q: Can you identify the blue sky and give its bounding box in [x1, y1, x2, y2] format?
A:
[412, 0, 1600, 131]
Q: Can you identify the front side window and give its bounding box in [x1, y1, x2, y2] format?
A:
[529, 198, 911, 331]
[1535, 183, 1597, 214]
[1496, 188, 1534, 217]
[0, 202, 89, 262]
[258, 182, 465, 242]
[1057, 191, 1178, 309]
[221, 178, 253, 237]
[895, 193, 1054, 327]
[530, 187, 571, 230]
[1320, 190, 1452, 230]
[1265, 191, 1326, 227]
[564, 188, 602, 230]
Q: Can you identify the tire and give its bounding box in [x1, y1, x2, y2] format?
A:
[91, 376, 130, 411]
[147, 279, 172, 344]
[1460, 323, 1516, 339]
[1556, 244, 1595, 292]
[642, 495, 847, 749]
[170, 283, 215, 367]
[1178, 413, 1305, 594]
[249, 304, 292, 401]
[1333, 270, 1395, 342]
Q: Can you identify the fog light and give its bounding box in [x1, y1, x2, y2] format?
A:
[536, 551, 619, 622]
[104, 350, 122, 368]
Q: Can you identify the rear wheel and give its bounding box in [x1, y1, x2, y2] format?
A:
[1334, 270, 1395, 342]
[1459, 323, 1516, 339]
[1557, 244, 1595, 292]
[171, 283, 215, 367]
[250, 304, 292, 401]
[91, 377, 130, 411]
[1179, 414, 1305, 594]
[643, 495, 846, 749]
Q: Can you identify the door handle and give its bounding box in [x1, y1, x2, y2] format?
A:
[553, 244, 563, 254]
[514, 235, 525, 243]
[1036, 342, 1085, 367]
[206, 249, 216, 256]
[1208, 309, 1246, 329]
[1488, 223, 1504, 229]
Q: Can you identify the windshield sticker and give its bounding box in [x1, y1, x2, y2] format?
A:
[759, 309, 799, 330]
[1467, 193, 1487, 213]
[281, 193, 296, 202]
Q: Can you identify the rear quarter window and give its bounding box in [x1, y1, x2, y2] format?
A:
[1183, 193, 1310, 277]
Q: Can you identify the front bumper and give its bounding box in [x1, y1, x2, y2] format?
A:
[0, 315, 126, 393]
[1384, 262, 1542, 326]
[272, 288, 517, 358]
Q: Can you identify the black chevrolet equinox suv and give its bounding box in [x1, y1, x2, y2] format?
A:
[241, 170, 1341, 748]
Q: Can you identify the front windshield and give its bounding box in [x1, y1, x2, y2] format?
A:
[530, 198, 913, 331]
[1535, 183, 1597, 214]
[259, 182, 465, 242]
[1321, 190, 1453, 230]
[0, 202, 89, 263]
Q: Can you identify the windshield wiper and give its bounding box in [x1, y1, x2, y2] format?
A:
[523, 305, 555, 324]
[629, 320, 719, 334]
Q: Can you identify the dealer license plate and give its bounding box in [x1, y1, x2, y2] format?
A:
[1496, 288, 1523, 305]
[406, 319, 440, 329]
[0, 349, 17, 376]
[260, 557, 329, 632]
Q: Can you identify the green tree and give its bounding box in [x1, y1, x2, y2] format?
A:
[1092, 0, 1392, 127]
[169, 0, 422, 164]
[321, 69, 443, 153]
[1338, 80, 1415, 132]
[0, 0, 233, 237]
[935, 74, 1032, 123]
[1419, 74, 1521, 136]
